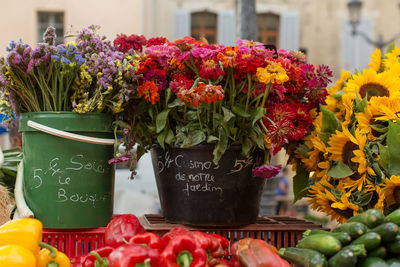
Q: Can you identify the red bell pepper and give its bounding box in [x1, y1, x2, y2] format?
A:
[208, 234, 230, 259]
[189, 232, 224, 261]
[161, 234, 207, 267]
[231, 238, 291, 267]
[81, 246, 114, 267]
[129, 232, 165, 253]
[162, 228, 190, 245]
[105, 214, 145, 248]
[108, 244, 164, 267]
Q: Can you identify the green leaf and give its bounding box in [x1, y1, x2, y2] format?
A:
[207, 135, 219, 143]
[157, 129, 169, 149]
[252, 107, 266, 126]
[168, 98, 184, 108]
[318, 132, 331, 145]
[329, 90, 345, 100]
[242, 137, 253, 158]
[181, 130, 206, 148]
[327, 160, 354, 178]
[387, 42, 396, 54]
[293, 164, 310, 202]
[355, 192, 373, 206]
[249, 128, 264, 148]
[232, 104, 251, 118]
[222, 107, 235, 123]
[321, 106, 340, 134]
[156, 109, 171, 133]
[165, 129, 174, 145]
[378, 143, 389, 171]
[357, 97, 368, 112]
[388, 121, 400, 175]
[186, 111, 197, 121]
[213, 126, 228, 164]
[112, 120, 131, 130]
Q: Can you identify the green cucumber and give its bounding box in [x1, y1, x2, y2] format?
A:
[348, 209, 384, 228]
[386, 259, 400, 267]
[304, 229, 352, 245]
[386, 210, 400, 226]
[328, 249, 357, 267]
[351, 232, 381, 251]
[368, 246, 387, 259]
[297, 234, 342, 256]
[333, 222, 369, 238]
[278, 247, 328, 267]
[371, 223, 399, 243]
[358, 257, 389, 267]
[387, 235, 400, 255]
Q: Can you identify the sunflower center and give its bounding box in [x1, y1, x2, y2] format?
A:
[342, 141, 358, 166]
[369, 191, 379, 207]
[359, 82, 389, 100]
[394, 187, 400, 205]
[329, 201, 353, 219]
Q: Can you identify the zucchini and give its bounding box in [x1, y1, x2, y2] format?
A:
[304, 229, 352, 245]
[371, 223, 399, 243]
[351, 232, 381, 251]
[348, 209, 384, 228]
[387, 235, 400, 255]
[278, 247, 328, 267]
[386, 259, 400, 267]
[368, 246, 387, 259]
[341, 244, 367, 258]
[358, 257, 389, 267]
[328, 249, 357, 267]
[333, 222, 369, 238]
[297, 234, 342, 256]
[386, 210, 400, 226]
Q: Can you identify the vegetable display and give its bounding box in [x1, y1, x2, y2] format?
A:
[279, 209, 400, 267]
[80, 214, 292, 267]
[0, 218, 71, 267]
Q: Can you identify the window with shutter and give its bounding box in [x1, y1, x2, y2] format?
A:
[257, 13, 280, 47]
[191, 11, 217, 43]
[37, 12, 64, 45]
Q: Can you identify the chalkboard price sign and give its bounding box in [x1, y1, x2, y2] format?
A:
[151, 145, 266, 226]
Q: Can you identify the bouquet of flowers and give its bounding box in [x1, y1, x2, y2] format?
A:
[291, 44, 400, 223]
[113, 34, 332, 176]
[0, 25, 138, 122]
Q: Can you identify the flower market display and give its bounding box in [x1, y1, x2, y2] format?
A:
[111, 34, 332, 177]
[291, 44, 400, 223]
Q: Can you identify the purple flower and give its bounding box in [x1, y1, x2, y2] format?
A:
[252, 164, 281, 179]
[43, 26, 56, 45]
[316, 64, 333, 88]
[143, 70, 167, 91]
[300, 64, 318, 88]
[191, 46, 220, 59]
[108, 155, 130, 164]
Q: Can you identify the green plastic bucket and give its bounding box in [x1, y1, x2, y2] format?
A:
[19, 112, 115, 229]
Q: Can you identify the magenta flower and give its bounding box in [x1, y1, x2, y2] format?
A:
[252, 164, 282, 179]
[300, 64, 317, 88]
[108, 155, 130, 164]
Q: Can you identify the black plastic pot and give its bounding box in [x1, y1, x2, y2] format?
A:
[150, 144, 267, 226]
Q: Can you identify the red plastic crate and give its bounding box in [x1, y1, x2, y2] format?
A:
[42, 227, 106, 267]
[43, 215, 325, 267]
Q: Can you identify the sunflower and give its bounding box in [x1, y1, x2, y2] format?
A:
[328, 128, 374, 191]
[368, 49, 382, 71]
[382, 175, 400, 207]
[309, 183, 358, 224]
[344, 69, 400, 100]
[365, 184, 385, 212]
[356, 96, 400, 140]
[302, 135, 328, 172]
[383, 46, 400, 69]
[328, 70, 351, 95]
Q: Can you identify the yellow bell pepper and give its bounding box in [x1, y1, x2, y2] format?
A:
[0, 244, 37, 267]
[37, 242, 71, 267]
[0, 218, 42, 254]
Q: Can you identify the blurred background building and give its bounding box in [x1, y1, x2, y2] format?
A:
[1, 0, 399, 220]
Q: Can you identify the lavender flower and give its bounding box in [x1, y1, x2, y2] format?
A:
[43, 26, 56, 46]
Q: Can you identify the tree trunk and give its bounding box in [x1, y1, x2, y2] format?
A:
[239, 0, 257, 40]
